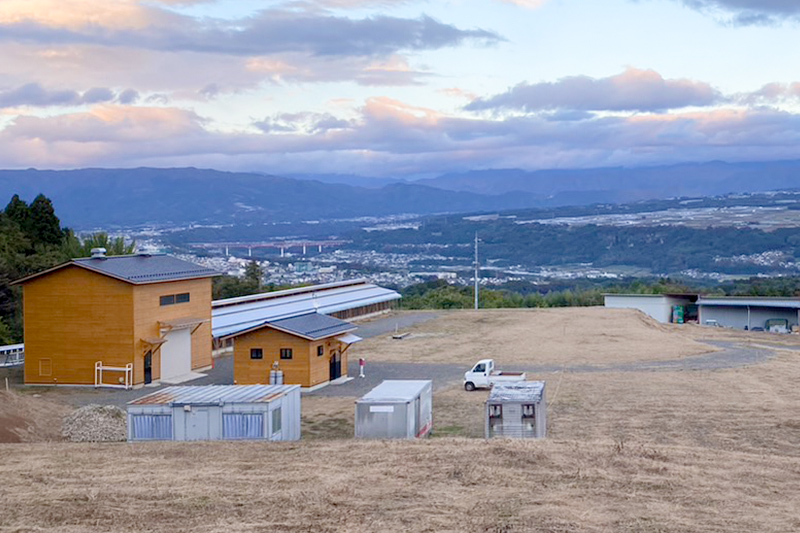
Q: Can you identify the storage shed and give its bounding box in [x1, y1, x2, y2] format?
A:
[355, 380, 432, 439]
[127, 384, 300, 442]
[485, 382, 547, 439]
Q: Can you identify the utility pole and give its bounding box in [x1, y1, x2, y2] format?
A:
[474, 232, 479, 310]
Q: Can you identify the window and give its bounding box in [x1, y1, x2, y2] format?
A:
[473, 363, 485, 373]
[223, 413, 264, 439]
[317, 345, 324, 357]
[132, 414, 172, 440]
[271, 407, 282, 435]
[250, 348, 263, 360]
[488, 404, 502, 418]
[280, 348, 293, 360]
[160, 292, 190, 306]
[522, 404, 536, 419]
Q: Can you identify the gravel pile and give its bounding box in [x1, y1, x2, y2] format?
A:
[62, 404, 127, 442]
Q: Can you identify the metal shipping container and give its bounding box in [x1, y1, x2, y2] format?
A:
[127, 384, 301, 442]
[355, 380, 432, 439]
[485, 382, 546, 439]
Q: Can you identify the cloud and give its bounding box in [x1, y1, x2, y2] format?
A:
[496, 0, 550, 8]
[0, 5, 501, 58]
[5, 95, 800, 176]
[676, 0, 800, 24]
[466, 68, 722, 113]
[0, 83, 120, 108]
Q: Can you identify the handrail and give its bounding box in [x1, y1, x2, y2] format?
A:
[94, 361, 133, 390]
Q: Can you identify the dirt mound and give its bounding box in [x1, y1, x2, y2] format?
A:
[62, 404, 127, 442]
[0, 391, 72, 443]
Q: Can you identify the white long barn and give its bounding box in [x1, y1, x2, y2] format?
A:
[212, 279, 401, 339]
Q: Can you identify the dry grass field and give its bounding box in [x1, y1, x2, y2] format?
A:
[351, 308, 717, 365]
[5, 308, 800, 532]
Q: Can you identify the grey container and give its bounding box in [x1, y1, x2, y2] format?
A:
[485, 382, 546, 439]
[355, 380, 432, 439]
[127, 384, 301, 442]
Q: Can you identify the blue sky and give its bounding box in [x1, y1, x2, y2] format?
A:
[2, 0, 800, 177]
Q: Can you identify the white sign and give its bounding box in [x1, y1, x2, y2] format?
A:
[369, 405, 394, 413]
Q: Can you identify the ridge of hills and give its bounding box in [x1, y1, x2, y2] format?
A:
[1, 160, 798, 228]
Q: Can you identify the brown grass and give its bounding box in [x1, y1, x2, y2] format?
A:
[6, 309, 800, 532]
[3, 438, 800, 532]
[352, 308, 716, 365]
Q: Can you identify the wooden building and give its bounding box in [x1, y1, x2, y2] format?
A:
[227, 312, 361, 388]
[14, 250, 218, 387]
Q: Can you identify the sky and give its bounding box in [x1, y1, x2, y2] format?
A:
[2, 0, 800, 178]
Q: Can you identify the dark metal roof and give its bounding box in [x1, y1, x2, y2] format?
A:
[267, 312, 356, 340]
[72, 254, 219, 284]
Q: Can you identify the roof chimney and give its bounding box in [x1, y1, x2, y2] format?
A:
[90, 248, 107, 259]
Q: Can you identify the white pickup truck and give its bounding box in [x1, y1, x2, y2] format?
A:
[463, 359, 527, 391]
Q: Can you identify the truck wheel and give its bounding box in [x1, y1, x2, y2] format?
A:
[464, 382, 475, 392]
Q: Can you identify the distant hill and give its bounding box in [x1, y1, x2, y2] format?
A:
[2, 161, 798, 229]
[416, 161, 800, 198]
[0, 168, 544, 229]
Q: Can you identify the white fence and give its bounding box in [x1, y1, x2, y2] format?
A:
[94, 361, 133, 390]
[0, 343, 24, 367]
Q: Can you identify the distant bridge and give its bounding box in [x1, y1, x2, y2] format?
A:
[190, 240, 350, 257]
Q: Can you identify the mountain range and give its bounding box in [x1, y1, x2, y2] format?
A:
[1, 161, 798, 229]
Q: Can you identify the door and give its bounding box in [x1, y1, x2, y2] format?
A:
[144, 351, 152, 385]
[161, 328, 192, 381]
[329, 350, 341, 381]
[184, 407, 210, 441]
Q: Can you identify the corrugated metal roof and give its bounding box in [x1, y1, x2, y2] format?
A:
[359, 380, 431, 403]
[268, 313, 356, 340]
[699, 297, 800, 309]
[73, 254, 219, 284]
[212, 281, 400, 338]
[488, 382, 545, 403]
[213, 279, 373, 308]
[128, 384, 299, 405]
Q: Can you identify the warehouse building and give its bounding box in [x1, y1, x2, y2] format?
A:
[14, 250, 218, 388]
[212, 279, 399, 389]
[127, 384, 300, 441]
[604, 293, 699, 323]
[698, 297, 800, 331]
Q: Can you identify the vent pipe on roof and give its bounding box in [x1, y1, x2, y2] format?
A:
[90, 247, 107, 259]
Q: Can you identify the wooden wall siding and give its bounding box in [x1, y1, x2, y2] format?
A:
[23, 266, 135, 385]
[132, 278, 213, 383]
[330, 300, 396, 320]
[233, 328, 349, 388]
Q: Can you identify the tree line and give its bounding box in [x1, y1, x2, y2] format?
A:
[0, 194, 135, 343]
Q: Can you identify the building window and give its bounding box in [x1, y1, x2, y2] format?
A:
[317, 345, 324, 357]
[271, 407, 282, 435]
[132, 414, 173, 440]
[223, 413, 264, 439]
[522, 404, 536, 419]
[280, 348, 293, 360]
[488, 404, 502, 418]
[160, 292, 190, 306]
[250, 348, 263, 360]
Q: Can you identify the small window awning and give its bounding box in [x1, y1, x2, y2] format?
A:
[141, 337, 167, 347]
[159, 317, 208, 332]
[336, 333, 363, 345]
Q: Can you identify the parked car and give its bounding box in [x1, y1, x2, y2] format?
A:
[464, 359, 526, 391]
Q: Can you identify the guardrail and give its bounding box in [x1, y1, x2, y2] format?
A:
[0, 343, 24, 367]
[94, 361, 133, 390]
